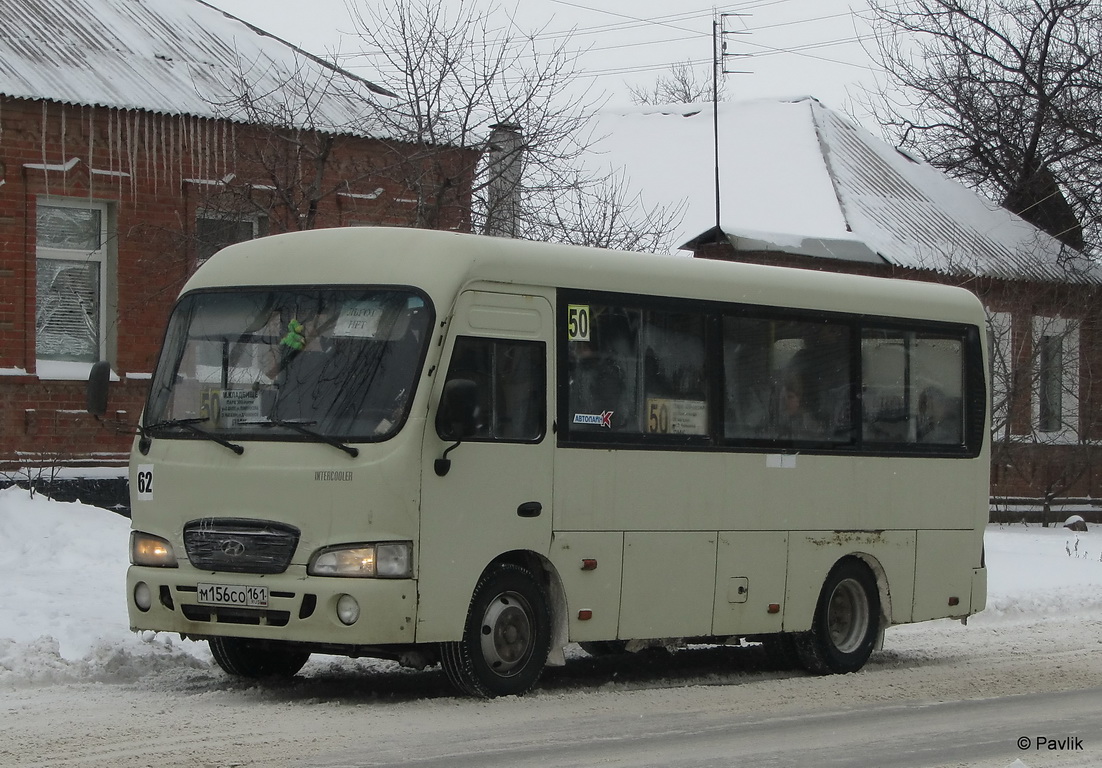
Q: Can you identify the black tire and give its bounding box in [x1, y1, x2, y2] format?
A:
[579, 640, 629, 657]
[209, 636, 310, 679]
[795, 559, 880, 675]
[440, 563, 552, 698]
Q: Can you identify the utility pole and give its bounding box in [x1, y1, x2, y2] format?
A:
[713, 11, 749, 236]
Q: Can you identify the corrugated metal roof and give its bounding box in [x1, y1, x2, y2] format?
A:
[588, 98, 1100, 285]
[0, 0, 394, 136]
[809, 101, 1098, 284]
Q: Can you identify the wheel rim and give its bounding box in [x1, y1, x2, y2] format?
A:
[826, 578, 870, 654]
[479, 590, 534, 676]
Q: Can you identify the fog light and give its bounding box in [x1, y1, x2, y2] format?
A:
[336, 594, 360, 625]
[134, 582, 152, 612]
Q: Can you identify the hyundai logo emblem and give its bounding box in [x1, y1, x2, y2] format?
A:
[220, 539, 246, 556]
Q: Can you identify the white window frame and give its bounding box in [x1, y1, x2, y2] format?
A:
[195, 210, 265, 264]
[35, 198, 111, 378]
[985, 309, 1012, 441]
[1031, 315, 1079, 443]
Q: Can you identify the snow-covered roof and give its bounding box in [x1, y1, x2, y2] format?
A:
[0, 0, 393, 136]
[590, 97, 1099, 284]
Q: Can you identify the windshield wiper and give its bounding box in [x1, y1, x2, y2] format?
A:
[143, 417, 245, 455]
[239, 419, 359, 458]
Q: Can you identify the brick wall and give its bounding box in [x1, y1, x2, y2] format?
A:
[0, 96, 476, 467]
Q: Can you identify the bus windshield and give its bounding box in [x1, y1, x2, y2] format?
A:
[145, 288, 432, 442]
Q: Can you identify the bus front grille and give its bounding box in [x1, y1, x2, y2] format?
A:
[183, 518, 300, 574]
[182, 605, 291, 626]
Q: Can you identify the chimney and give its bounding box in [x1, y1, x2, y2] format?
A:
[484, 123, 524, 238]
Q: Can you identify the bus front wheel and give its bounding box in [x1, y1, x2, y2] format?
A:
[209, 636, 310, 679]
[795, 559, 880, 675]
[440, 563, 552, 698]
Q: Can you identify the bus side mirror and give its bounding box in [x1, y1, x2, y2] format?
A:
[434, 379, 480, 476]
[86, 360, 112, 418]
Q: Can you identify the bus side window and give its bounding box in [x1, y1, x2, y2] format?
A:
[723, 317, 852, 443]
[567, 307, 641, 432]
[862, 329, 964, 446]
[641, 310, 707, 436]
[438, 336, 545, 442]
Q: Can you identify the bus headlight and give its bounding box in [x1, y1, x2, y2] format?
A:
[308, 542, 412, 578]
[130, 531, 178, 567]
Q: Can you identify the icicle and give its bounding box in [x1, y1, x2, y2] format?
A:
[160, 114, 167, 190]
[171, 115, 178, 183]
[60, 107, 67, 194]
[124, 110, 132, 197]
[40, 101, 50, 197]
[178, 114, 185, 183]
[200, 118, 207, 183]
[106, 108, 114, 183]
[186, 116, 193, 180]
[115, 109, 124, 196]
[150, 114, 158, 192]
[85, 105, 93, 203]
[143, 110, 151, 189]
[130, 110, 139, 199]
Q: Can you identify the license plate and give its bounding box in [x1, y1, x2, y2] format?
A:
[196, 583, 269, 608]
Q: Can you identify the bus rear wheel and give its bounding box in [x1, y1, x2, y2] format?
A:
[796, 559, 880, 675]
[440, 563, 552, 698]
[209, 637, 310, 679]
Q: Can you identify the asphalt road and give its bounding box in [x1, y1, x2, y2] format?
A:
[304, 685, 1101, 768]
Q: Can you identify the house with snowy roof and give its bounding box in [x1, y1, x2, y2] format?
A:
[0, 0, 476, 470]
[590, 97, 1102, 519]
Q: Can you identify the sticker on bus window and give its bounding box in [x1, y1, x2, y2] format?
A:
[201, 388, 262, 427]
[646, 398, 707, 435]
[333, 300, 385, 338]
[567, 305, 591, 342]
[573, 411, 613, 428]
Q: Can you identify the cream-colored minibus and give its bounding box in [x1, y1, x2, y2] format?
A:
[89, 226, 988, 697]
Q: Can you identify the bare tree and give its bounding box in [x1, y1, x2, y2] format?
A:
[190, 0, 679, 255]
[863, 0, 1102, 252]
[344, 0, 676, 250]
[524, 170, 686, 253]
[345, 0, 596, 235]
[198, 52, 452, 237]
[628, 61, 723, 106]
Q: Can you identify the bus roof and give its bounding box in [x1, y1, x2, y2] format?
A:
[182, 227, 985, 326]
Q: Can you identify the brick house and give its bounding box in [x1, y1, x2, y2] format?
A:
[590, 98, 1102, 520]
[0, 0, 476, 470]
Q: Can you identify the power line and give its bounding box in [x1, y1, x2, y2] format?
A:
[544, 0, 718, 37]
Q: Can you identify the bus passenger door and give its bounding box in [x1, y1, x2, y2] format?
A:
[416, 290, 555, 642]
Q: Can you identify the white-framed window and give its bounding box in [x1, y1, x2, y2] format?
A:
[985, 310, 1012, 440]
[1031, 315, 1079, 442]
[35, 199, 111, 371]
[196, 211, 266, 264]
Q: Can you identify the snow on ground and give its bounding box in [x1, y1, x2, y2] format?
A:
[2, 484, 1101, 688]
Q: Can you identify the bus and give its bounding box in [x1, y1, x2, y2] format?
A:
[89, 226, 989, 697]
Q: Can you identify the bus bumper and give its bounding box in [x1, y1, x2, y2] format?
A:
[970, 566, 987, 614]
[126, 565, 417, 645]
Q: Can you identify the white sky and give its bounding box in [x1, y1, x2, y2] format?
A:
[205, 0, 882, 119]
